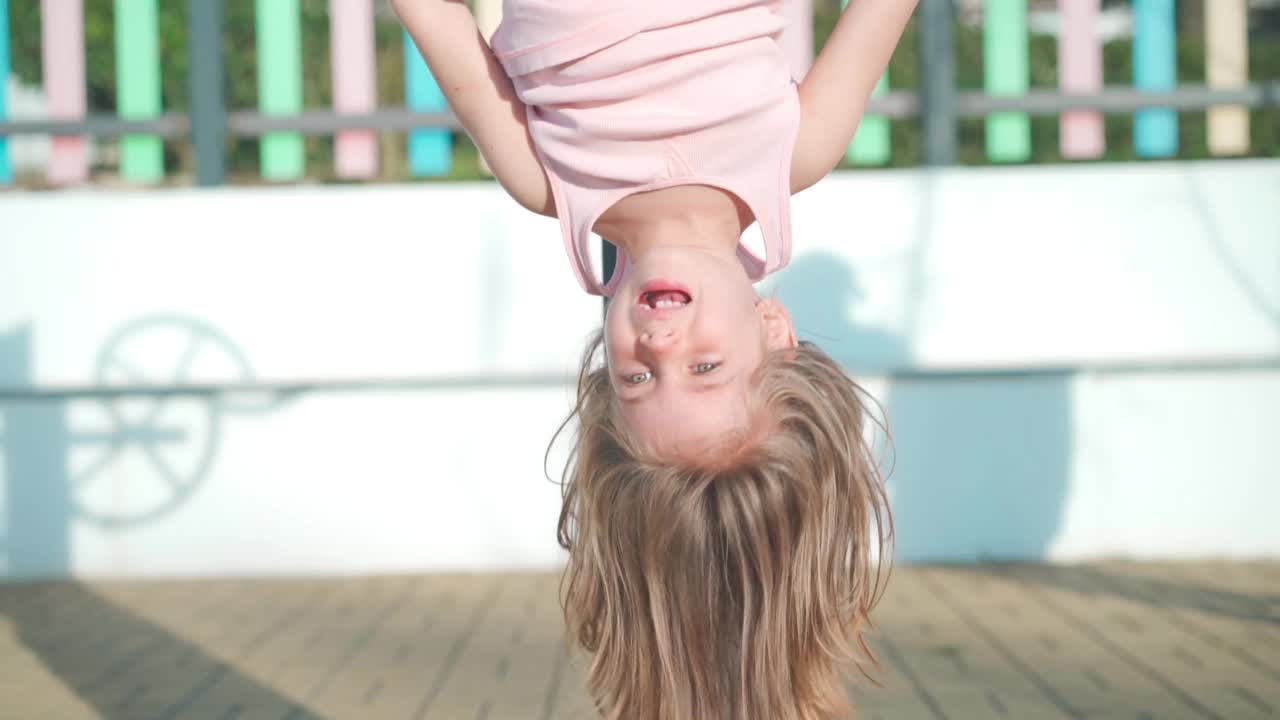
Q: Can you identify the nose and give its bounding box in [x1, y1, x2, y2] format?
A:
[639, 327, 678, 353]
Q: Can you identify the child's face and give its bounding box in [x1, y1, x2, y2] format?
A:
[604, 248, 796, 459]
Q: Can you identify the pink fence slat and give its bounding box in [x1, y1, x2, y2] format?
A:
[329, 0, 378, 179]
[1058, 0, 1104, 159]
[779, 0, 814, 80]
[1206, 0, 1249, 156]
[41, 0, 88, 185]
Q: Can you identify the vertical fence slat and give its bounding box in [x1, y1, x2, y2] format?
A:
[474, 0, 502, 45]
[188, 0, 225, 186]
[921, 0, 956, 166]
[115, 0, 163, 182]
[403, 30, 451, 177]
[1133, 0, 1178, 158]
[473, 0, 502, 177]
[330, 0, 378, 179]
[0, 0, 11, 185]
[842, 0, 889, 166]
[780, 0, 814, 79]
[1206, 0, 1249, 156]
[984, 0, 1030, 162]
[256, 0, 304, 180]
[848, 74, 891, 166]
[41, 0, 88, 185]
[1058, 0, 1104, 159]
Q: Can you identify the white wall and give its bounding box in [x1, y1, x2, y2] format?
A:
[2, 160, 1277, 578]
[773, 160, 1280, 368]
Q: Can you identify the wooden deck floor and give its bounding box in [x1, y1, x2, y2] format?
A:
[1, 562, 1276, 719]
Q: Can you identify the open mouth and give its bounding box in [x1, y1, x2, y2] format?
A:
[638, 281, 692, 310]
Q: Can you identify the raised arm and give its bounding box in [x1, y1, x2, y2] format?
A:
[392, 0, 554, 216]
[790, 0, 919, 193]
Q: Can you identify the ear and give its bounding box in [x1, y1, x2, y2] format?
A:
[756, 297, 798, 351]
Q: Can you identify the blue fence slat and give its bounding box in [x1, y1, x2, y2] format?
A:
[1133, 0, 1179, 158]
[0, 0, 12, 185]
[403, 30, 451, 177]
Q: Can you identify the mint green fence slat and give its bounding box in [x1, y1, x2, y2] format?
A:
[984, 0, 1031, 162]
[848, 74, 891, 166]
[114, 0, 163, 182]
[840, 0, 889, 166]
[256, 0, 305, 180]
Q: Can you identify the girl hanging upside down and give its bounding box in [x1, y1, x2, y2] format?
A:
[394, 1, 916, 717]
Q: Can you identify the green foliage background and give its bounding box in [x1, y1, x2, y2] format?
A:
[5, 0, 1278, 183]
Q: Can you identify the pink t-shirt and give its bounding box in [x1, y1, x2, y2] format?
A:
[491, 0, 801, 296]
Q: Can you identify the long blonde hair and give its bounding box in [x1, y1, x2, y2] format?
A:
[550, 332, 893, 720]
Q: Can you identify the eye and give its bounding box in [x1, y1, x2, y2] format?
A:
[693, 362, 721, 375]
[623, 371, 652, 385]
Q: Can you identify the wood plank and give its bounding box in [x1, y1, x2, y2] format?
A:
[931, 565, 1206, 719]
[481, 573, 569, 720]
[0, 591, 99, 718]
[1091, 569, 1273, 719]
[418, 574, 529, 719]
[931, 567, 1087, 718]
[847, 569, 944, 720]
[1100, 563, 1280, 696]
[369, 573, 501, 719]
[111, 580, 310, 719]
[2, 566, 1277, 719]
[305, 577, 429, 718]
[69, 582, 241, 715]
[545, 647, 596, 720]
[993, 564, 1271, 719]
[863, 570, 1008, 718]
[177, 579, 328, 716]
[1108, 561, 1280, 676]
[269, 577, 405, 699]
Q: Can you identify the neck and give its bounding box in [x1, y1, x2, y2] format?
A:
[595, 183, 752, 262]
[612, 215, 741, 262]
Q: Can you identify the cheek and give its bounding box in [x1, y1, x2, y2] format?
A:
[603, 311, 630, 370]
[708, 307, 765, 350]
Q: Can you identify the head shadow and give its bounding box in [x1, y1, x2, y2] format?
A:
[769, 251, 911, 374]
[771, 250, 1074, 563]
